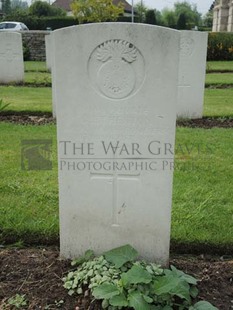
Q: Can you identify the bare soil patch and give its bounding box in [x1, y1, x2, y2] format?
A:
[0, 247, 232, 309]
[0, 113, 233, 128]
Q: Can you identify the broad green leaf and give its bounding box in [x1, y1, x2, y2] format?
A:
[109, 293, 128, 307]
[192, 301, 218, 310]
[149, 306, 172, 310]
[170, 280, 191, 303]
[154, 275, 191, 302]
[169, 266, 197, 285]
[128, 291, 151, 310]
[154, 275, 180, 295]
[104, 244, 138, 268]
[92, 283, 120, 300]
[190, 286, 199, 298]
[121, 265, 152, 285]
[143, 294, 153, 303]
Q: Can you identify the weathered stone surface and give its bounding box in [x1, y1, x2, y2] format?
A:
[177, 31, 208, 119]
[212, 0, 233, 32]
[0, 32, 24, 83]
[45, 34, 52, 71]
[53, 23, 180, 265]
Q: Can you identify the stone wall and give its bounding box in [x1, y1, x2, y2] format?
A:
[21, 31, 50, 61]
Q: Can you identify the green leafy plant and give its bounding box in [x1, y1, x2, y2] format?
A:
[208, 32, 233, 61]
[7, 294, 27, 308]
[23, 43, 30, 61]
[63, 245, 218, 310]
[44, 299, 64, 309]
[0, 99, 10, 112]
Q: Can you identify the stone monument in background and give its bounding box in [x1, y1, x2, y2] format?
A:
[212, 0, 233, 32]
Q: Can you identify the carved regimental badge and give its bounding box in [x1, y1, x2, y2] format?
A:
[88, 40, 145, 100]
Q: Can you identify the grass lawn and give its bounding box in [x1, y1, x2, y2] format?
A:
[0, 123, 232, 248]
[25, 60, 233, 73]
[172, 127, 233, 246]
[205, 72, 233, 85]
[0, 61, 232, 250]
[0, 123, 58, 243]
[0, 61, 232, 117]
[24, 61, 48, 72]
[204, 88, 233, 117]
[24, 71, 51, 86]
[1, 87, 232, 117]
[0, 86, 52, 113]
[206, 61, 233, 72]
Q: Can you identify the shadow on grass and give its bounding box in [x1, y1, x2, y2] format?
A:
[1, 232, 233, 256]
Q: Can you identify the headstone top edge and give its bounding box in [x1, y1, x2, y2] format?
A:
[180, 30, 208, 37]
[0, 31, 22, 37]
[53, 22, 181, 35]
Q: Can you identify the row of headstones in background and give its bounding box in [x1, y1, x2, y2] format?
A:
[178, 31, 208, 119]
[52, 24, 207, 265]
[0, 32, 24, 83]
[45, 34, 52, 72]
[45, 34, 56, 117]
[46, 29, 208, 120]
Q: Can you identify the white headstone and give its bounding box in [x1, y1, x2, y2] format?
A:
[54, 23, 180, 265]
[48, 33, 57, 118]
[177, 31, 208, 119]
[0, 32, 24, 83]
[45, 34, 52, 72]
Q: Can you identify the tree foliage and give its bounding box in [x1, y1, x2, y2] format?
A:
[29, 1, 66, 17]
[2, 0, 12, 14]
[203, 11, 213, 28]
[177, 12, 187, 29]
[161, 8, 177, 28]
[71, 0, 124, 24]
[145, 9, 157, 25]
[161, 1, 202, 29]
[174, 1, 201, 27]
[135, 1, 147, 23]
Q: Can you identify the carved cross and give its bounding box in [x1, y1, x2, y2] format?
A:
[90, 170, 140, 227]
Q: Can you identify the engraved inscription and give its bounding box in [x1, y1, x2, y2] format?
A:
[88, 39, 145, 100]
[180, 37, 194, 57]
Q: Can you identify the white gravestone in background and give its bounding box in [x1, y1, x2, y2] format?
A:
[48, 33, 57, 118]
[53, 23, 180, 265]
[0, 32, 24, 83]
[45, 34, 52, 72]
[177, 31, 208, 119]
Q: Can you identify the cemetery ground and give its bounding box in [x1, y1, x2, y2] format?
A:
[0, 61, 233, 309]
